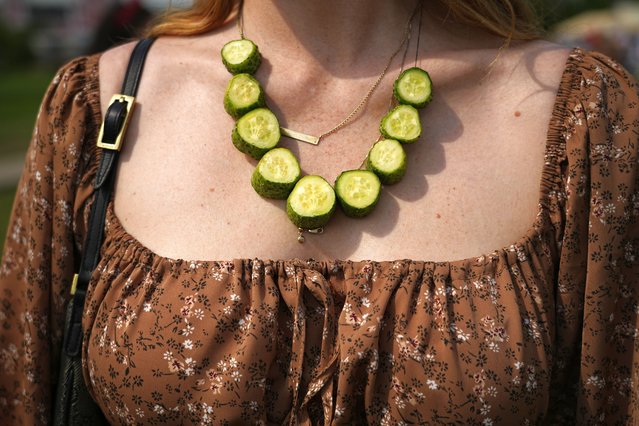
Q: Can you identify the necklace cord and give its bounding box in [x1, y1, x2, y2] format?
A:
[415, 0, 423, 67]
[386, 0, 422, 117]
[236, 0, 424, 143]
[237, 0, 245, 38]
[318, 1, 422, 142]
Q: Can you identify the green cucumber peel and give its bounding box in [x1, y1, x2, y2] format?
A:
[224, 73, 266, 119]
[221, 39, 262, 75]
[251, 148, 301, 199]
[286, 175, 336, 229]
[232, 108, 280, 159]
[380, 104, 422, 143]
[365, 139, 407, 185]
[335, 170, 381, 218]
[393, 67, 433, 108]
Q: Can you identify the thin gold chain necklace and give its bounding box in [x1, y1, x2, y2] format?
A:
[222, 0, 432, 242]
[236, 0, 421, 146]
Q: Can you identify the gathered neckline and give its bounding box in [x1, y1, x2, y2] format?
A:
[89, 47, 583, 270]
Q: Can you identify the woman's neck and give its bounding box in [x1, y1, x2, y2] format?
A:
[241, 0, 435, 70]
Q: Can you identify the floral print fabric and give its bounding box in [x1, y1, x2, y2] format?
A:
[0, 48, 637, 425]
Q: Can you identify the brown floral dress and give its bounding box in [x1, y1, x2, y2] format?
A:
[0, 48, 638, 425]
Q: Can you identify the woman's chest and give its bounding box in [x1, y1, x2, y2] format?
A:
[100, 40, 565, 263]
[111, 108, 548, 262]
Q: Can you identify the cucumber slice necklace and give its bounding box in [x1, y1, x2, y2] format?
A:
[222, 0, 433, 243]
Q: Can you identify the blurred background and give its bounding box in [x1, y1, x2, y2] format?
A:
[0, 0, 638, 250]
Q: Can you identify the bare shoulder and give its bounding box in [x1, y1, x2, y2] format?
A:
[98, 30, 235, 114]
[507, 40, 572, 90]
[98, 41, 138, 113]
[97, 38, 191, 109]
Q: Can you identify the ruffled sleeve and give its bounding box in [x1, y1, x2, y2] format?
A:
[549, 50, 639, 424]
[0, 54, 102, 424]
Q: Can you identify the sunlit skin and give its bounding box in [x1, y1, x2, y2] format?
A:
[99, 0, 570, 262]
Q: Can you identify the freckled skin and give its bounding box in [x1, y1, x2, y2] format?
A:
[100, 3, 571, 261]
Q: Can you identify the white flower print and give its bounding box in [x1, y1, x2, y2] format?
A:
[182, 323, 195, 336]
[480, 403, 491, 416]
[587, 374, 606, 389]
[229, 357, 238, 369]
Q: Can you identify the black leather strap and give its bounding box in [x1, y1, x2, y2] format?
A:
[94, 101, 128, 189]
[64, 38, 155, 356]
[122, 38, 155, 97]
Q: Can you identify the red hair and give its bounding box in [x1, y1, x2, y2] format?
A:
[146, 0, 542, 41]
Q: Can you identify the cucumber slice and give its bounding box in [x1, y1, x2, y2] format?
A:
[380, 105, 422, 143]
[286, 175, 336, 229]
[394, 67, 433, 108]
[221, 39, 261, 75]
[335, 170, 381, 218]
[366, 139, 407, 185]
[224, 73, 266, 119]
[251, 148, 301, 199]
[232, 108, 281, 159]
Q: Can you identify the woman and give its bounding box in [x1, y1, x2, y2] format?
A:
[0, 0, 637, 424]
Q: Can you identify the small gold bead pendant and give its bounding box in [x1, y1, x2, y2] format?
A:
[297, 227, 324, 243]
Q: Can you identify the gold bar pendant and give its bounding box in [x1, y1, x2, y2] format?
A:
[281, 127, 320, 145]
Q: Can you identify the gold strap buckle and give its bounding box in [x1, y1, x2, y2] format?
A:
[96, 94, 136, 151]
[70, 273, 79, 296]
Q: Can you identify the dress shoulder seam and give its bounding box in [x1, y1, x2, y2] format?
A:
[539, 48, 584, 210]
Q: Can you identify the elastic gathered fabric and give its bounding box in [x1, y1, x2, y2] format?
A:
[83, 203, 558, 424]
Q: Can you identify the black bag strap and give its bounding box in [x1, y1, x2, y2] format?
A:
[64, 38, 155, 357]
